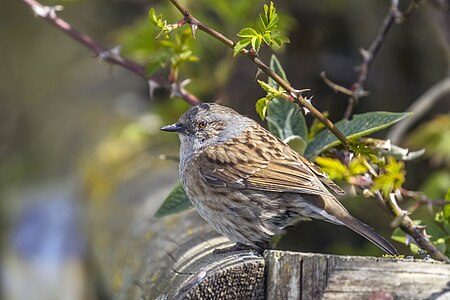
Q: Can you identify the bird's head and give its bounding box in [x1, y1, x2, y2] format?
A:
[160, 103, 249, 152]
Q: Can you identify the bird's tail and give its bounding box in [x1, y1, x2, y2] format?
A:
[302, 193, 398, 255]
[339, 215, 398, 256]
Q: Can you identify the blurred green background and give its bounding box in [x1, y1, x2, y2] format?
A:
[1, 0, 449, 299]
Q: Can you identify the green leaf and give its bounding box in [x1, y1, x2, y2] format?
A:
[266, 99, 308, 148]
[391, 228, 407, 244]
[391, 227, 420, 254]
[251, 35, 262, 52]
[373, 157, 405, 197]
[260, 4, 269, 28]
[257, 80, 273, 92]
[304, 112, 411, 159]
[266, 13, 279, 31]
[260, 2, 278, 32]
[271, 30, 290, 47]
[314, 156, 348, 180]
[259, 13, 268, 31]
[233, 39, 251, 57]
[348, 157, 368, 175]
[256, 98, 269, 120]
[264, 55, 305, 151]
[237, 27, 258, 38]
[284, 135, 307, 155]
[262, 32, 271, 45]
[154, 183, 193, 217]
[148, 8, 165, 29]
[268, 54, 288, 90]
[433, 238, 447, 255]
[308, 112, 328, 140]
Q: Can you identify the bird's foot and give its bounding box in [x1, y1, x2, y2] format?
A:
[213, 242, 263, 255]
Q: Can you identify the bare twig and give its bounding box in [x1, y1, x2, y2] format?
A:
[387, 76, 450, 144]
[320, 72, 353, 96]
[321, 1, 420, 119]
[402, 188, 450, 213]
[346, 0, 406, 118]
[168, 0, 349, 147]
[21, 0, 200, 106]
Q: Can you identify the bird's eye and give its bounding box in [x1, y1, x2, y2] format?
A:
[198, 121, 207, 129]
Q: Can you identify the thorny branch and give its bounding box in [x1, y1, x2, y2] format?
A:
[349, 153, 450, 262]
[322, 0, 421, 119]
[373, 191, 450, 262]
[20, 0, 200, 106]
[168, 0, 349, 147]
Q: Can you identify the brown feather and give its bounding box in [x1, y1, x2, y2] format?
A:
[198, 122, 342, 197]
[302, 194, 398, 256]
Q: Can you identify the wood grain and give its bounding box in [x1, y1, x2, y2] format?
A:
[265, 251, 450, 300]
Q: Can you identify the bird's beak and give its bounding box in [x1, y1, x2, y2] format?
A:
[160, 122, 184, 133]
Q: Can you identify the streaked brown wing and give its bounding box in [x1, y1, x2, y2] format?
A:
[243, 159, 334, 196]
[198, 147, 334, 196]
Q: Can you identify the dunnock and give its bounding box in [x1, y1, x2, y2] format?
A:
[161, 103, 398, 255]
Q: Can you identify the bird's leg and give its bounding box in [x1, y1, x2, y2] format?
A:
[212, 242, 263, 255]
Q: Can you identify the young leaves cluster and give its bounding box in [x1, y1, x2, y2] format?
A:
[315, 156, 368, 182]
[373, 157, 405, 197]
[256, 80, 286, 120]
[255, 55, 288, 120]
[148, 8, 186, 39]
[161, 29, 199, 79]
[234, 2, 289, 56]
[148, 9, 198, 78]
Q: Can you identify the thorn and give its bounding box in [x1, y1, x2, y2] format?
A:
[31, 4, 64, 18]
[290, 88, 311, 97]
[394, 188, 403, 201]
[359, 48, 371, 61]
[302, 95, 313, 115]
[389, 193, 410, 227]
[170, 79, 192, 99]
[384, 139, 392, 150]
[255, 68, 265, 81]
[98, 46, 122, 61]
[190, 23, 198, 39]
[180, 79, 192, 89]
[416, 225, 430, 239]
[148, 80, 161, 100]
[357, 89, 370, 98]
[405, 149, 426, 160]
[390, 211, 408, 228]
[405, 234, 416, 246]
